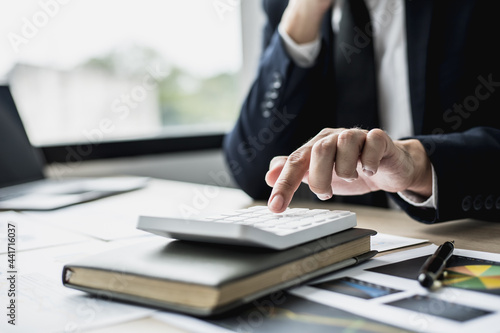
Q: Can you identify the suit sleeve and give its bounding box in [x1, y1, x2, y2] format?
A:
[223, 2, 335, 199]
[389, 127, 500, 223]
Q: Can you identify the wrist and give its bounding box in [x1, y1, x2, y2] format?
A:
[281, 1, 330, 44]
[399, 139, 433, 198]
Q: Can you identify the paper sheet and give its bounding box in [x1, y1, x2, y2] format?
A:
[0, 239, 158, 333]
[22, 180, 253, 241]
[371, 233, 428, 252]
[154, 312, 235, 333]
[291, 246, 500, 333]
[0, 211, 89, 253]
[22, 204, 151, 241]
[154, 293, 412, 333]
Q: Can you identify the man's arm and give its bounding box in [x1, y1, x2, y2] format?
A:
[265, 126, 500, 223]
[223, 0, 334, 199]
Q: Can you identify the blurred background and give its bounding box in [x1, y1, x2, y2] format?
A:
[0, 0, 265, 186]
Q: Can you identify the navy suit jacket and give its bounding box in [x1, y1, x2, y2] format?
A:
[223, 0, 500, 223]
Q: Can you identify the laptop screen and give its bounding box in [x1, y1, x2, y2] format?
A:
[0, 85, 45, 188]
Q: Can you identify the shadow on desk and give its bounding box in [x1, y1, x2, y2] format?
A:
[275, 200, 500, 254]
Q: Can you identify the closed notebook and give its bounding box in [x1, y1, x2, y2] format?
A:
[62, 228, 376, 316]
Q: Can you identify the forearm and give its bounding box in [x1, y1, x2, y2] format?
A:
[224, 1, 334, 199]
[281, 0, 331, 44]
[224, 31, 332, 199]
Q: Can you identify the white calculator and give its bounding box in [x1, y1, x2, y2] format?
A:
[137, 206, 357, 250]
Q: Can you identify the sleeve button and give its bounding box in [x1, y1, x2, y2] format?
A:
[461, 196, 472, 211]
[272, 80, 282, 89]
[485, 195, 494, 210]
[473, 195, 483, 210]
[266, 90, 279, 99]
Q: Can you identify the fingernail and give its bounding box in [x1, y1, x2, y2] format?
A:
[269, 194, 285, 212]
[363, 167, 375, 177]
[317, 193, 332, 201]
[341, 177, 357, 182]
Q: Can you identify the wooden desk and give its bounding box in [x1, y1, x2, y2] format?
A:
[288, 200, 500, 254]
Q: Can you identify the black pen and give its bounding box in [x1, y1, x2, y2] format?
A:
[418, 240, 455, 289]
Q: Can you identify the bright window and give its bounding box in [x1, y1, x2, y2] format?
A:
[0, 0, 243, 146]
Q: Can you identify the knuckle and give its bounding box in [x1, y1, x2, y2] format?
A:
[287, 150, 308, 167]
[318, 128, 334, 136]
[312, 139, 334, 156]
[337, 129, 358, 144]
[367, 128, 388, 142]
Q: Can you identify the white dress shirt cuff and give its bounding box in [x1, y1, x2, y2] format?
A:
[397, 165, 438, 209]
[278, 24, 321, 68]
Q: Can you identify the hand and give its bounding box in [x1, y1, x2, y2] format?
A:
[265, 128, 433, 213]
[281, 0, 333, 44]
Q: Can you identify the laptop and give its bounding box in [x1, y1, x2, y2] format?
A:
[0, 84, 149, 210]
